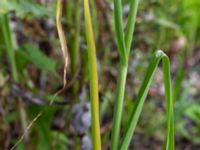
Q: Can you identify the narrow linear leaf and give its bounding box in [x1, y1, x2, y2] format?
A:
[22, 44, 56, 73]
[83, 0, 101, 149]
[120, 50, 174, 150]
[111, 0, 141, 148]
[114, 0, 127, 64]
[124, 0, 140, 53]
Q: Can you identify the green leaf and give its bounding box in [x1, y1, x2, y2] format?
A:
[155, 18, 180, 30]
[0, 0, 54, 19]
[21, 44, 56, 73]
[120, 50, 174, 150]
[124, 0, 140, 54]
[113, 0, 127, 64]
[185, 104, 200, 125]
[15, 50, 29, 72]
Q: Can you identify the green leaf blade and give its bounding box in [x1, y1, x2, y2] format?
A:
[120, 50, 174, 150]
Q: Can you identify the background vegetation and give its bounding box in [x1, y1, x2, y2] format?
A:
[0, 0, 200, 149]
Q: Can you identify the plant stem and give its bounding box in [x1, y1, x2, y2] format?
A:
[111, 63, 128, 150]
[1, 14, 18, 82]
[111, 2, 127, 147]
[56, 0, 69, 87]
[111, 0, 140, 148]
[84, 0, 101, 149]
[113, 0, 127, 64]
[124, 0, 140, 54]
[70, 0, 80, 75]
[163, 55, 174, 150]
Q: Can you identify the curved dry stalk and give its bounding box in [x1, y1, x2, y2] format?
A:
[56, 0, 70, 87]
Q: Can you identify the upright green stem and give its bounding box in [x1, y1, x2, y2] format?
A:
[111, 0, 140, 149]
[90, 0, 99, 39]
[70, 0, 80, 74]
[1, 14, 18, 81]
[111, 63, 128, 150]
[84, 0, 101, 149]
[163, 56, 174, 150]
[125, 0, 140, 54]
[66, 0, 72, 25]
[70, 0, 80, 99]
[113, 0, 127, 64]
[67, 0, 80, 75]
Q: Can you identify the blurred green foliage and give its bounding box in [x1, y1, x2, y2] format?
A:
[0, 0, 54, 19]
[0, 0, 200, 149]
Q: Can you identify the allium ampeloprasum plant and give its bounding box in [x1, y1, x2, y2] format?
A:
[84, 0, 175, 150]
